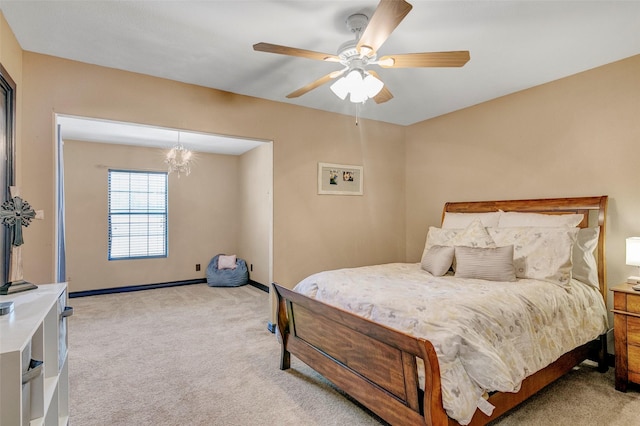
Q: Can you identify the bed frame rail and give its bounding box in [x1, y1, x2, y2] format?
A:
[274, 283, 449, 426]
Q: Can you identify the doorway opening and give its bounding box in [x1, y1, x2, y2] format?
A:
[54, 114, 273, 295]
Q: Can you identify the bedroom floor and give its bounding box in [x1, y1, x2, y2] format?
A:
[68, 284, 639, 425]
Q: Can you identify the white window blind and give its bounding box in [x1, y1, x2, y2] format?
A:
[108, 170, 168, 260]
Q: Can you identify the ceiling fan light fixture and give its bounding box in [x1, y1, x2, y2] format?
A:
[349, 90, 368, 104]
[345, 69, 363, 83]
[344, 70, 366, 103]
[331, 69, 362, 100]
[330, 76, 350, 100]
[349, 82, 368, 103]
[331, 69, 383, 104]
[363, 73, 384, 97]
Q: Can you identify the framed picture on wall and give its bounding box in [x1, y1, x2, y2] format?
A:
[318, 162, 363, 195]
[0, 63, 16, 284]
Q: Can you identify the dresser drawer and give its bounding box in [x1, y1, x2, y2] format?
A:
[628, 316, 640, 346]
[628, 294, 640, 314]
[629, 345, 640, 374]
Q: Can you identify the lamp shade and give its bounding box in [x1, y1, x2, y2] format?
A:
[329, 69, 384, 104]
[626, 237, 640, 266]
[363, 73, 384, 98]
[329, 76, 350, 100]
[346, 70, 367, 103]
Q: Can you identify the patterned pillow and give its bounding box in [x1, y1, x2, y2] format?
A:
[424, 219, 496, 251]
[421, 245, 455, 276]
[572, 227, 600, 287]
[454, 245, 516, 281]
[488, 227, 579, 287]
[422, 219, 496, 271]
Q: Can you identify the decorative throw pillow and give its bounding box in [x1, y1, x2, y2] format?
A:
[218, 254, 237, 270]
[422, 219, 496, 271]
[497, 211, 584, 228]
[454, 245, 516, 281]
[442, 211, 501, 229]
[572, 227, 600, 288]
[421, 245, 455, 276]
[488, 227, 579, 287]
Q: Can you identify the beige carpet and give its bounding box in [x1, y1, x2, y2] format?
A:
[68, 284, 640, 425]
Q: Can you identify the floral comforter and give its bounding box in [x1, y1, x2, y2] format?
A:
[293, 263, 608, 425]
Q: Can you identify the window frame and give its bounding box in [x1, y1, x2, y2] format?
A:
[107, 169, 168, 261]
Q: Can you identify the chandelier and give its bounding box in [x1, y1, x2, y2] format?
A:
[165, 132, 193, 177]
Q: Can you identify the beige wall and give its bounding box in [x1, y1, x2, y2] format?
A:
[19, 51, 407, 293]
[238, 142, 273, 286]
[8, 11, 637, 318]
[63, 139, 244, 292]
[406, 54, 640, 301]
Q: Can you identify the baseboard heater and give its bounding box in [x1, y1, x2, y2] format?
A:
[70, 279, 268, 298]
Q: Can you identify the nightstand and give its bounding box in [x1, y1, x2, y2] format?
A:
[612, 283, 640, 391]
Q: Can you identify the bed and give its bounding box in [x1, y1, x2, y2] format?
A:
[273, 196, 609, 425]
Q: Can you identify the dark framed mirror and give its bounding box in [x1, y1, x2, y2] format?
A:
[0, 63, 16, 284]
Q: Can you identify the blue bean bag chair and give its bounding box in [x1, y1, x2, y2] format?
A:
[206, 254, 249, 287]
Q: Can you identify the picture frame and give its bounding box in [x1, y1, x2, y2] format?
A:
[318, 162, 363, 195]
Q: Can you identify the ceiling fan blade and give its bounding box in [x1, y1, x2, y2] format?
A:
[373, 87, 393, 104]
[378, 51, 470, 68]
[286, 72, 336, 98]
[253, 42, 340, 62]
[368, 71, 393, 104]
[356, 0, 413, 55]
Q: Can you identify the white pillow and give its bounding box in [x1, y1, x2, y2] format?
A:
[423, 219, 496, 252]
[488, 227, 579, 287]
[424, 227, 459, 251]
[218, 254, 237, 270]
[454, 245, 516, 282]
[572, 227, 600, 288]
[442, 211, 500, 229]
[498, 211, 584, 228]
[421, 245, 455, 276]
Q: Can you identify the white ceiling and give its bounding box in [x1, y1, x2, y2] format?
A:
[2, 0, 640, 127]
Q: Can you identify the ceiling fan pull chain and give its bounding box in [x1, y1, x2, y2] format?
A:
[355, 103, 359, 126]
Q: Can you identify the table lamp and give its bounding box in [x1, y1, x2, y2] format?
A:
[626, 237, 640, 284]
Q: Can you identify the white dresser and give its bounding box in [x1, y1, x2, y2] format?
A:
[0, 283, 71, 426]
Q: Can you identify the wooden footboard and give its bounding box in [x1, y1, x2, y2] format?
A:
[274, 283, 448, 426]
[274, 283, 607, 426]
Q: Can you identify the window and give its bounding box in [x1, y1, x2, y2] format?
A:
[108, 170, 168, 260]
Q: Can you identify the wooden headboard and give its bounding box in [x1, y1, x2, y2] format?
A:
[443, 196, 608, 298]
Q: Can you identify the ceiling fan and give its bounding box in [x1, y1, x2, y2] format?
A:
[253, 0, 470, 104]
